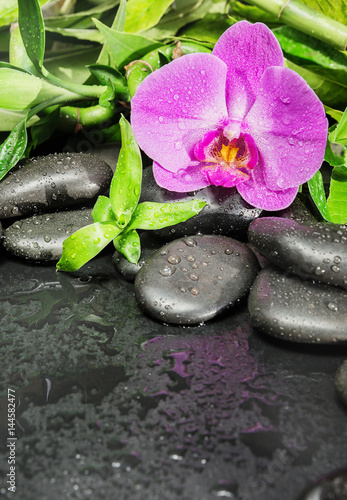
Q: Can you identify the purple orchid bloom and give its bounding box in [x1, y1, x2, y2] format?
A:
[131, 21, 328, 210]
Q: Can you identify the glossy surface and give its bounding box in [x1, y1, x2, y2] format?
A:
[0, 246, 346, 499]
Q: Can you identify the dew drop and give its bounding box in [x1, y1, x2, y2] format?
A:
[189, 273, 198, 281]
[168, 254, 181, 264]
[190, 287, 199, 296]
[160, 264, 176, 277]
[327, 302, 338, 312]
[184, 238, 197, 247]
[331, 265, 340, 273]
[280, 96, 291, 104]
[174, 94, 179, 101]
[158, 116, 164, 123]
[225, 248, 233, 255]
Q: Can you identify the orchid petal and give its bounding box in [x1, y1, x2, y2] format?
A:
[213, 21, 283, 122]
[131, 53, 228, 174]
[244, 66, 328, 191]
[237, 157, 298, 211]
[153, 161, 210, 192]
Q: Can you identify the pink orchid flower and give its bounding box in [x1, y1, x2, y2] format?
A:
[131, 21, 328, 210]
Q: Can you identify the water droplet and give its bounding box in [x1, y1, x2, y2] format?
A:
[168, 254, 181, 264]
[174, 94, 179, 101]
[200, 69, 206, 75]
[158, 116, 164, 123]
[190, 287, 199, 296]
[44, 235, 51, 243]
[327, 302, 338, 312]
[280, 96, 291, 104]
[334, 256, 341, 264]
[174, 141, 182, 150]
[160, 265, 176, 277]
[189, 273, 198, 281]
[314, 266, 325, 276]
[225, 248, 233, 255]
[184, 238, 197, 247]
[331, 265, 340, 273]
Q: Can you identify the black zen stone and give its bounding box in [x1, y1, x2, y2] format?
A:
[135, 234, 259, 325]
[140, 166, 262, 241]
[248, 266, 347, 343]
[248, 217, 347, 290]
[3, 208, 93, 261]
[0, 152, 113, 219]
[298, 468, 347, 500]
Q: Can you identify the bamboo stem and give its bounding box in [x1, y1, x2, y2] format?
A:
[244, 0, 347, 51]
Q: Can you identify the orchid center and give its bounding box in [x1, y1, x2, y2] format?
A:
[194, 124, 258, 188]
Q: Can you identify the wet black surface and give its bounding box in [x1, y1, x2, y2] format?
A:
[0, 243, 346, 500]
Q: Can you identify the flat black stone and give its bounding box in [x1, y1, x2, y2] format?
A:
[135, 234, 259, 324]
[248, 217, 347, 290]
[3, 208, 93, 261]
[248, 266, 347, 343]
[298, 468, 347, 499]
[140, 167, 262, 241]
[0, 152, 112, 219]
[335, 360, 347, 407]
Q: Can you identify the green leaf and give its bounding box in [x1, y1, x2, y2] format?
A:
[324, 105, 344, 123]
[114, 229, 141, 264]
[110, 115, 142, 229]
[307, 170, 331, 221]
[0, 108, 38, 132]
[30, 106, 60, 149]
[326, 165, 347, 224]
[0, 67, 80, 110]
[45, 26, 104, 43]
[274, 26, 347, 88]
[127, 200, 207, 231]
[300, 0, 347, 26]
[9, 24, 40, 76]
[44, 0, 120, 29]
[178, 13, 236, 44]
[0, 0, 50, 28]
[17, 0, 45, 71]
[330, 107, 347, 146]
[285, 59, 347, 110]
[91, 196, 116, 222]
[88, 64, 129, 105]
[124, 0, 175, 33]
[44, 47, 100, 84]
[0, 115, 28, 180]
[56, 221, 122, 272]
[93, 18, 161, 68]
[325, 138, 346, 167]
[229, 0, 281, 24]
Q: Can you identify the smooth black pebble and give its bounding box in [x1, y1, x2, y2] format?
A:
[0, 152, 112, 219]
[140, 167, 262, 240]
[135, 234, 259, 325]
[248, 217, 347, 290]
[3, 208, 93, 261]
[248, 266, 347, 343]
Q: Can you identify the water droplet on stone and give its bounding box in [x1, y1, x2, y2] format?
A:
[184, 238, 197, 247]
[160, 264, 176, 277]
[168, 254, 181, 264]
[327, 302, 338, 312]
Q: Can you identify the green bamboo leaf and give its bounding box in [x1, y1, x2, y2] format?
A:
[307, 171, 331, 222]
[114, 229, 141, 264]
[300, 0, 347, 26]
[326, 166, 347, 224]
[274, 26, 347, 87]
[124, 0, 175, 33]
[127, 200, 207, 231]
[17, 0, 45, 71]
[0, 67, 79, 110]
[178, 13, 236, 44]
[91, 196, 116, 222]
[0, 115, 28, 180]
[324, 105, 344, 123]
[56, 221, 122, 272]
[330, 108, 347, 146]
[113, 0, 127, 31]
[30, 107, 60, 149]
[109, 115, 142, 229]
[88, 64, 129, 105]
[44, 47, 100, 84]
[285, 59, 347, 110]
[0, 0, 50, 28]
[0, 108, 38, 132]
[45, 26, 104, 43]
[9, 24, 40, 75]
[44, 0, 120, 29]
[93, 18, 161, 68]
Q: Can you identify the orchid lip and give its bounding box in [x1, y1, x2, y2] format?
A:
[194, 123, 258, 187]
